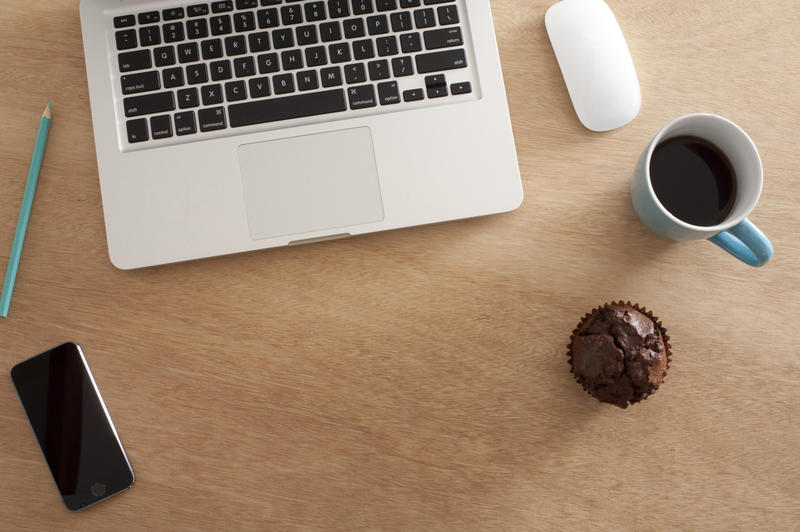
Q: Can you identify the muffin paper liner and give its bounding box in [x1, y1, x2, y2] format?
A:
[566, 301, 671, 406]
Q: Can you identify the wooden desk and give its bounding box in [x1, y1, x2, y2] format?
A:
[1, 1, 798, 529]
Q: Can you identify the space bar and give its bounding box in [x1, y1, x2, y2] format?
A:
[228, 89, 347, 128]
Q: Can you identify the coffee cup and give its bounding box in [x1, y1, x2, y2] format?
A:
[631, 114, 773, 267]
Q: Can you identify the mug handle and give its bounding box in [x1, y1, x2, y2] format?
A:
[708, 219, 773, 267]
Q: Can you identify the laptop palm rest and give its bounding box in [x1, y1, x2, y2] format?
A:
[238, 127, 384, 241]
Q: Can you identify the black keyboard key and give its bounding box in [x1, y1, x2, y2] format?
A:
[376, 35, 398, 56]
[376, 0, 397, 12]
[343, 18, 365, 38]
[281, 5, 303, 24]
[348, 84, 376, 109]
[438, 5, 458, 25]
[248, 77, 271, 98]
[225, 81, 247, 102]
[391, 56, 413, 76]
[352, 0, 373, 15]
[149, 46, 175, 68]
[390, 12, 412, 32]
[237, 0, 259, 7]
[163, 8, 186, 21]
[328, 0, 350, 18]
[378, 81, 400, 105]
[257, 53, 279, 73]
[175, 111, 197, 135]
[297, 70, 319, 91]
[163, 67, 185, 88]
[225, 35, 247, 55]
[424, 0, 454, 3]
[281, 49, 304, 70]
[403, 88, 423, 101]
[249, 32, 271, 52]
[414, 8, 435, 28]
[305, 46, 328, 66]
[212, 1, 234, 13]
[415, 48, 466, 73]
[234, 12, 256, 32]
[329, 42, 351, 63]
[210, 15, 232, 35]
[367, 14, 389, 35]
[320, 66, 343, 87]
[188, 4, 210, 17]
[116, 29, 137, 50]
[424, 27, 462, 50]
[199, 107, 227, 132]
[187, 19, 209, 38]
[400, 0, 420, 7]
[114, 15, 135, 28]
[150, 115, 173, 139]
[202, 84, 224, 105]
[121, 71, 161, 95]
[139, 11, 160, 24]
[368, 59, 389, 80]
[127, 118, 148, 143]
[262, 0, 282, 4]
[305, 2, 327, 21]
[178, 42, 200, 63]
[399, 32, 421, 53]
[353, 39, 374, 60]
[272, 28, 294, 48]
[297, 25, 318, 45]
[273, 73, 295, 94]
[425, 73, 447, 98]
[229, 89, 347, 127]
[139, 26, 162, 46]
[234, 57, 256, 77]
[344, 63, 366, 83]
[186, 63, 209, 84]
[320, 21, 342, 42]
[163, 22, 185, 43]
[451, 81, 471, 95]
[177, 87, 200, 108]
[257, 8, 279, 28]
[124, 91, 175, 117]
[119, 50, 151, 72]
[201, 38, 224, 59]
[210, 60, 233, 80]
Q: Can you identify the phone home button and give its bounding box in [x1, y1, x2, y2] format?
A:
[91, 483, 106, 497]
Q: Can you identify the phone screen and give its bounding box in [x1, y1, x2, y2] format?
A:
[11, 343, 134, 511]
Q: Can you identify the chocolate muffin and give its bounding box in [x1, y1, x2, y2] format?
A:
[568, 302, 670, 408]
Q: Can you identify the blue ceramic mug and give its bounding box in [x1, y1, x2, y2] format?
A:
[631, 114, 773, 267]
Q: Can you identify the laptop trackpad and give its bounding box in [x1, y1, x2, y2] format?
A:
[238, 127, 384, 240]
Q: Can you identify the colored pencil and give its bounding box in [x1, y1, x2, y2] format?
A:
[1, 103, 52, 318]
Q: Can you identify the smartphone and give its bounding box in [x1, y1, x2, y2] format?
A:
[10, 342, 134, 511]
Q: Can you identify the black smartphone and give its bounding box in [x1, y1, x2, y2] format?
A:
[10, 342, 134, 511]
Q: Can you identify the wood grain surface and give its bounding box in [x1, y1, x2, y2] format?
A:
[1, 1, 798, 530]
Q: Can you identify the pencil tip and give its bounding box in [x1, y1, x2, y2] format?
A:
[43, 103, 51, 119]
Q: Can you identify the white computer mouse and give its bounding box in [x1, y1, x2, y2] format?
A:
[545, 0, 641, 132]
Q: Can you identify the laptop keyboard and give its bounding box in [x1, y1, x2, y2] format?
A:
[111, 0, 477, 149]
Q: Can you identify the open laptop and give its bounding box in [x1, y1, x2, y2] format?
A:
[80, 0, 522, 269]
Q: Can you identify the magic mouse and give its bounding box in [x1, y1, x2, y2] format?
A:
[546, 0, 641, 132]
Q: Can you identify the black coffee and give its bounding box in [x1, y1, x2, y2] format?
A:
[650, 136, 737, 227]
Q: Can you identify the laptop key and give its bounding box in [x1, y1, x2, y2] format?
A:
[177, 87, 200, 108]
[225, 35, 247, 55]
[320, 66, 343, 87]
[257, 53, 279, 73]
[248, 77, 271, 98]
[178, 42, 200, 63]
[248, 32, 271, 52]
[139, 26, 162, 46]
[413, 8, 435, 28]
[163, 8, 186, 21]
[281, 5, 303, 25]
[202, 84, 224, 105]
[437, 5, 458, 25]
[328, 0, 350, 18]
[272, 28, 295, 48]
[343, 18, 366, 38]
[344, 63, 366, 83]
[174, 111, 197, 135]
[305, 46, 328, 67]
[212, 1, 234, 13]
[124, 91, 175, 117]
[234, 57, 256, 77]
[376, 0, 397, 12]
[273, 74, 295, 94]
[400, 0, 421, 7]
[257, 8, 279, 28]
[352, 0, 374, 15]
[114, 15, 135, 28]
[236, 0, 259, 7]
[376, 35, 398, 56]
[378, 81, 400, 105]
[390, 12, 412, 32]
[450, 81, 471, 95]
[188, 4, 210, 17]
[320, 21, 342, 42]
[119, 50, 151, 72]
[234, 12, 256, 32]
[121, 71, 161, 95]
[391, 56, 413, 76]
[228, 88, 347, 127]
[402, 88, 423, 101]
[368, 60, 389, 80]
[210, 15, 233, 35]
[415, 48, 466, 73]
[126, 119, 148, 143]
[163, 67, 185, 88]
[202, 38, 224, 59]
[399, 32, 421, 53]
[154, 46, 176, 67]
[210, 60, 232, 80]
[186, 63, 209, 84]
[163, 22, 185, 43]
[116, 29, 138, 50]
[198, 107, 227, 132]
[187, 19, 209, 38]
[305, 2, 327, 22]
[297, 70, 319, 91]
[348, 84, 376, 109]
[150, 115, 173, 139]
[423, 27, 462, 50]
[139, 11, 160, 24]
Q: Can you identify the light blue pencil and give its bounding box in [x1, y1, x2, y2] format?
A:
[1, 103, 52, 318]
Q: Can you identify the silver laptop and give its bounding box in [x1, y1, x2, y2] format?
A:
[80, 0, 522, 269]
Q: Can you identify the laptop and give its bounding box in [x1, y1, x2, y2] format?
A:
[79, 0, 522, 269]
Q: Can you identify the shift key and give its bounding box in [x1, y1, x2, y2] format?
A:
[415, 49, 467, 73]
[124, 92, 175, 117]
